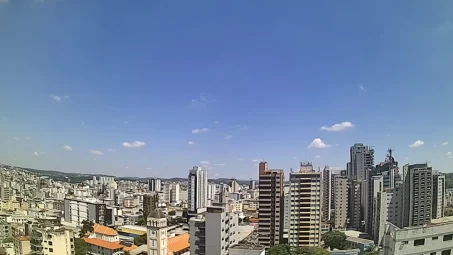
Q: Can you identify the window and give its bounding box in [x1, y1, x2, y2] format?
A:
[414, 239, 425, 246]
[49, 248, 53, 252]
[444, 234, 453, 241]
[433, 237, 439, 240]
[431, 253, 437, 255]
[442, 250, 451, 255]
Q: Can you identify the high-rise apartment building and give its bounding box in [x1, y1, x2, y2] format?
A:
[288, 162, 322, 247]
[348, 179, 365, 230]
[433, 174, 446, 219]
[143, 193, 159, 218]
[349, 143, 374, 181]
[30, 225, 75, 255]
[249, 180, 256, 190]
[64, 197, 106, 226]
[188, 166, 208, 215]
[402, 163, 433, 227]
[230, 179, 240, 193]
[322, 166, 332, 222]
[258, 162, 284, 248]
[333, 172, 348, 229]
[189, 206, 239, 255]
[148, 178, 162, 192]
[162, 183, 180, 203]
[374, 185, 403, 245]
[365, 175, 383, 236]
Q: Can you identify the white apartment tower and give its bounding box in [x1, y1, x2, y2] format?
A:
[322, 166, 332, 221]
[349, 143, 374, 181]
[188, 166, 208, 215]
[147, 209, 168, 255]
[288, 162, 322, 247]
[148, 178, 162, 192]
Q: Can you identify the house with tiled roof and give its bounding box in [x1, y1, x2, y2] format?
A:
[167, 233, 190, 255]
[90, 223, 120, 242]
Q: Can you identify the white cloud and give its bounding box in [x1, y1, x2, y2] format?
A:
[90, 150, 103, 156]
[200, 161, 210, 165]
[0, 0, 8, 4]
[308, 138, 331, 149]
[50, 94, 62, 102]
[188, 141, 195, 145]
[315, 155, 321, 158]
[409, 140, 424, 148]
[63, 145, 72, 151]
[214, 163, 226, 167]
[192, 128, 209, 134]
[442, 142, 449, 146]
[33, 152, 39, 156]
[224, 135, 232, 140]
[122, 141, 146, 148]
[108, 148, 116, 152]
[123, 121, 129, 124]
[447, 152, 452, 156]
[320, 121, 354, 132]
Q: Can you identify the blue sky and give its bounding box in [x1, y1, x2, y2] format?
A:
[0, 0, 452, 179]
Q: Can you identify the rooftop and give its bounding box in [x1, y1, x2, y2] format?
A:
[14, 236, 30, 241]
[167, 233, 190, 253]
[83, 238, 123, 250]
[93, 223, 118, 236]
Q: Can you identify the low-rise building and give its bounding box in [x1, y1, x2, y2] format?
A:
[13, 236, 31, 255]
[30, 225, 75, 255]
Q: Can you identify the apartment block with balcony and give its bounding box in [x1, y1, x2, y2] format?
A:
[30, 226, 75, 255]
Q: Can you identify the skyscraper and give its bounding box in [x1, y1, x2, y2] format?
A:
[258, 161, 284, 248]
[333, 172, 348, 229]
[349, 143, 374, 181]
[402, 163, 433, 227]
[188, 166, 208, 215]
[432, 174, 446, 219]
[322, 166, 332, 222]
[288, 162, 322, 247]
[148, 178, 162, 192]
[348, 179, 365, 230]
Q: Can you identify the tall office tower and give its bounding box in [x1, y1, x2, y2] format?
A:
[258, 161, 284, 248]
[188, 166, 208, 215]
[143, 193, 159, 218]
[365, 175, 383, 236]
[189, 206, 239, 255]
[322, 166, 332, 222]
[433, 174, 446, 219]
[147, 209, 168, 255]
[402, 163, 433, 227]
[148, 178, 162, 192]
[288, 162, 322, 247]
[349, 143, 374, 181]
[374, 186, 403, 245]
[230, 179, 240, 193]
[249, 180, 256, 190]
[374, 149, 398, 189]
[333, 172, 349, 229]
[348, 179, 365, 230]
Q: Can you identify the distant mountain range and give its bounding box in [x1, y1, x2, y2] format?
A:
[2, 164, 254, 185]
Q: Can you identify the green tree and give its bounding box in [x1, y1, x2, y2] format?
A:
[267, 244, 330, 255]
[321, 230, 348, 250]
[136, 216, 147, 226]
[168, 210, 176, 216]
[79, 220, 94, 238]
[360, 245, 379, 255]
[134, 234, 147, 246]
[74, 238, 88, 255]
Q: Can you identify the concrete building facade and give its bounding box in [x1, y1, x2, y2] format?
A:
[257, 162, 284, 248]
[64, 198, 106, 226]
[288, 163, 322, 247]
[433, 174, 446, 219]
[402, 163, 433, 227]
[349, 143, 374, 181]
[188, 166, 208, 215]
[333, 174, 348, 229]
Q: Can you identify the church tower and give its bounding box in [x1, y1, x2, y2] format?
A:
[147, 209, 168, 255]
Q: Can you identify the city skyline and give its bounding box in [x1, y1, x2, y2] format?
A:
[1, 0, 452, 179]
